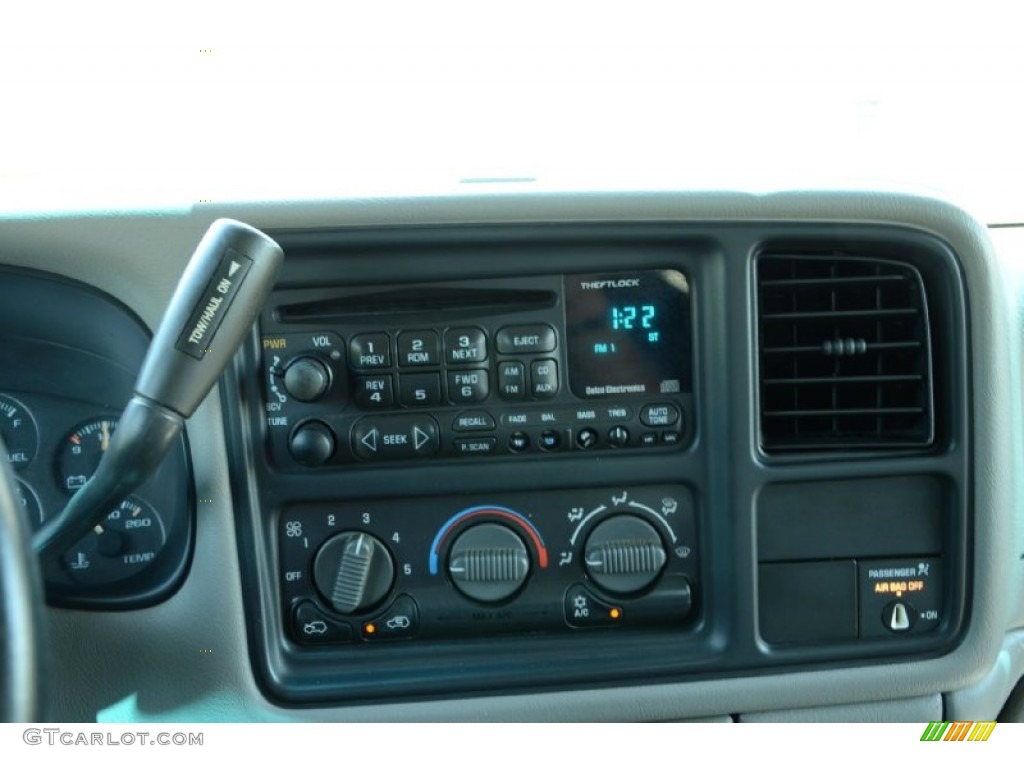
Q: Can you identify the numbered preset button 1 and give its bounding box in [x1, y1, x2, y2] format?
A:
[350, 333, 391, 369]
[444, 327, 488, 364]
[397, 330, 440, 367]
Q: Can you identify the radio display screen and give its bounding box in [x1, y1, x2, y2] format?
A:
[565, 270, 692, 399]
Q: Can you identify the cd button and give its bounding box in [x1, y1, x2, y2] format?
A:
[496, 324, 556, 354]
[531, 359, 559, 399]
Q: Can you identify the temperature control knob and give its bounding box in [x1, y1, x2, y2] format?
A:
[313, 532, 394, 614]
[283, 356, 331, 402]
[448, 523, 530, 603]
[583, 515, 666, 595]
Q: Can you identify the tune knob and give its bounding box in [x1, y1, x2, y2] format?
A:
[447, 523, 530, 603]
[583, 515, 667, 595]
[289, 420, 336, 466]
[313, 532, 395, 614]
[283, 356, 331, 402]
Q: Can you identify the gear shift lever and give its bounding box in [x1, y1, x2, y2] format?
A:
[34, 218, 283, 559]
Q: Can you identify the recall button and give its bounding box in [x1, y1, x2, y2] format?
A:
[453, 411, 496, 431]
[640, 403, 680, 427]
[496, 324, 557, 354]
[352, 415, 440, 460]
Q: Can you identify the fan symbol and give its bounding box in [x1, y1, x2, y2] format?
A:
[285, 521, 303, 538]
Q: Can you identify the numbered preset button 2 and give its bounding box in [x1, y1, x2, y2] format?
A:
[397, 330, 440, 367]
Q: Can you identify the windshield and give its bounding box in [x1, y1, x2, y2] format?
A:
[2, 2, 1021, 223]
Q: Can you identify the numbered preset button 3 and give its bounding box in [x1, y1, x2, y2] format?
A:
[444, 327, 488, 364]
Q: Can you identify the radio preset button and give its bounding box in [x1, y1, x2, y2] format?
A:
[445, 327, 488, 364]
[397, 330, 439, 367]
[399, 373, 442, 407]
[607, 426, 630, 447]
[352, 415, 440, 460]
[454, 437, 497, 456]
[508, 432, 530, 452]
[448, 369, 489, 403]
[354, 375, 394, 408]
[640, 403, 679, 427]
[350, 333, 391, 369]
[498, 361, 526, 399]
[531, 359, 559, 399]
[496, 324, 556, 355]
[453, 411, 496, 431]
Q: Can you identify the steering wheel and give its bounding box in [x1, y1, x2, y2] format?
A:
[0, 436, 45, 721]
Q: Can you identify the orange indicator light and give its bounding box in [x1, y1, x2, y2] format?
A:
[609, 607, 622, 620]
[364, 623, 377, 635]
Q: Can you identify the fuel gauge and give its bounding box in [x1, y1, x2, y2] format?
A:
[56, 417, 118, 494]
[63, 496, 167, 586]
[0, 394, 39, 469]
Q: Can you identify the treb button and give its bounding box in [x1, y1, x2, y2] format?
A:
[352, 415, 440, 460]
[496, 324, 556, 354]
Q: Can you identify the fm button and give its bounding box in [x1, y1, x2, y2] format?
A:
[352, 415, 440, 461]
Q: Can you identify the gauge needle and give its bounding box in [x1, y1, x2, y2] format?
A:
[94, 524, 104, 535]
[101, 420, 110, 452]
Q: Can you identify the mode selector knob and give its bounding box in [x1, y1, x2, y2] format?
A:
[583, 515, 667, 595]
[448, 523, 530, 603]
[313, 532, 395, 614]
[284, 356, 332, 402]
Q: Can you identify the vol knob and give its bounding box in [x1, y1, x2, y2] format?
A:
[447, 523, 530, 603]
[583, 515, 666, 595]
[283, 356, 331, 402]
[313, 532, 394, 614]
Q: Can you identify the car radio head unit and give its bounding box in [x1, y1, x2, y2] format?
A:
[257, 269, 693, 470]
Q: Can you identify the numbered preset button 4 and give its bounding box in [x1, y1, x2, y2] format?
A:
[354, 375, 394, 408]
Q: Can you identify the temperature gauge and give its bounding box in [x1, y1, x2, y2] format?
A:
[63, 497, 167, 586]
[56, 417, 118, 493]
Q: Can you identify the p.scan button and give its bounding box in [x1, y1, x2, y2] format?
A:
[352, 415, 440, 461]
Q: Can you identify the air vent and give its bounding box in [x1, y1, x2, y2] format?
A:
[758, 255, 934, 451]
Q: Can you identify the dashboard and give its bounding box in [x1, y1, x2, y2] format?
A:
[1, 190, 1023, 722]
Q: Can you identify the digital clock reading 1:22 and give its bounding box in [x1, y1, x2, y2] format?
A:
[565, 269, 692, 399]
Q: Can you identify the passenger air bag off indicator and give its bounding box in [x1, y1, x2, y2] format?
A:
[858, 558, 942, 638]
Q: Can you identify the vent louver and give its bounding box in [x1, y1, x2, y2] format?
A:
[758, 255, 934, 451]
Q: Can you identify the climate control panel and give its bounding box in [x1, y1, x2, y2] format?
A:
[278, 485, 698, 645]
